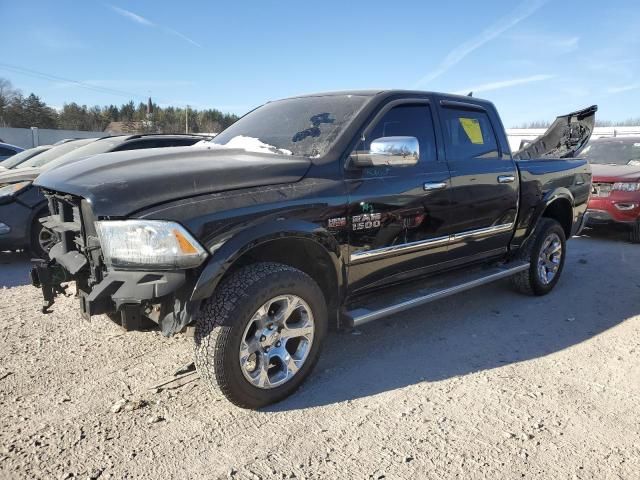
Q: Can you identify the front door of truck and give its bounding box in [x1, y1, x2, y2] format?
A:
[345, 98, 455, 293]
[436, 100, 518, 262]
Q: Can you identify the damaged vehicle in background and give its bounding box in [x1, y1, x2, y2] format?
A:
[31, 90, 596, 408]
[582, 136, 640, 242]
[0, 134, 205, 257]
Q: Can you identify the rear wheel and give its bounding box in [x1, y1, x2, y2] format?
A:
[512, 218, 566, 296]
[629, 220, 640, 243]
[194, 262, 327, 409]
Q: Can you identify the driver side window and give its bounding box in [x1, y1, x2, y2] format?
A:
[364, 104, 437, 163]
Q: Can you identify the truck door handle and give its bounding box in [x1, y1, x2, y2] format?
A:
[498, 175, 515, 183]
[424, 182, 447, 191]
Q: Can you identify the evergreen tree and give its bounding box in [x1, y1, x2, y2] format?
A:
[0, 76, 240, 132]
[23, 93, 57, 128]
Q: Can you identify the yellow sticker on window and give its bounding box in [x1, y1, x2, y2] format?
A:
[459, 118, 484, 144]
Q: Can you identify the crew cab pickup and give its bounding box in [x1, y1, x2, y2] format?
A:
[31, 90, 596, 408]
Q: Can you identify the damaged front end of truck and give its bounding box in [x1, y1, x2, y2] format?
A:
[30, 190, 205, 335]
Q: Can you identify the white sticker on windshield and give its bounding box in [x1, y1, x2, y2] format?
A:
[633, 143, 640, 147]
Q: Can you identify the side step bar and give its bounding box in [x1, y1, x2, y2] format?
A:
[345, 261, 529, 328]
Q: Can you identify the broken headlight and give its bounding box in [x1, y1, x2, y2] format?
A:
[95, 220, 208, 270]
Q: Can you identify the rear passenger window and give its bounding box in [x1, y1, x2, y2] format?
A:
[365, 104, 437, 163]
[441, 108, 499, 159]
[166, 138, 200, 147]
[114, 139, 197, 151]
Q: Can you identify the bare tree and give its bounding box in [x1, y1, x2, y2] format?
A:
[0, 78, 20, 127]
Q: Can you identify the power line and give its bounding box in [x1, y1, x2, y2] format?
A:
[0, 62, 229, 113]
[0, 62, 147, 101]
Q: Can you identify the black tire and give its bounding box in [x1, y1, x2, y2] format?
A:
[511, 218, 566, 296]
[629, 220, 640, 243]
[194, 262, 327, 409]
[29, 215, 57, 259]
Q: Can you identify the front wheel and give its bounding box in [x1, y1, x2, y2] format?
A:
[512, 218, 566, 296]
[194, 262, 327, 409]
[30, 215, 57, 259]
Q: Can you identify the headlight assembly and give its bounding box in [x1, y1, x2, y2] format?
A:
[0, 181, 32, 200]
[612, 182, 640, 192]
[95, 220, 208, 270]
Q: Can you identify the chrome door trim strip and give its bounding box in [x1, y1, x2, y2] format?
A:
[450, 223, 514, 241]
[349, 223, 514, 262]
[350, 234, 450, 262]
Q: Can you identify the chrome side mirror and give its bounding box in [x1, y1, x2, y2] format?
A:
[351, 136, 419, 167]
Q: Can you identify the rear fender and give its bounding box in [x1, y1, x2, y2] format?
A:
[525, 188, 574, 242]
[190, 219, 343, 302]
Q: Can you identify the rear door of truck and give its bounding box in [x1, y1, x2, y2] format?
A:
[435, 98, 518, 261]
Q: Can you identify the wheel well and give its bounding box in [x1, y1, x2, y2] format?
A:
[221, 237, 341, 327]
[28, 204, 49, 237]
[542, 198, 572, 237]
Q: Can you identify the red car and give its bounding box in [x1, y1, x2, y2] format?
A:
[584, 136, 640, 242]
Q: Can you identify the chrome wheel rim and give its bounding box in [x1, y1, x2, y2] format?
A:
[239, 295, 315, 389]
[38, 227, 56, 253]
[537, 232, 562, 285]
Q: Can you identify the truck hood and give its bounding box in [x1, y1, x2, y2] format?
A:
[513, 105, 598, 160]
[591, 164, 640, 183]
[0, 166, 42, 185]
[34, 146, 311, 217]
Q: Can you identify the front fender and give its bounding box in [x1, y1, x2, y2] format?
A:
[190, 219, 342, 302]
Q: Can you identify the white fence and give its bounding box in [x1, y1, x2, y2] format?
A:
[506, 126, 640, 153]
[0, 127, 105, 149]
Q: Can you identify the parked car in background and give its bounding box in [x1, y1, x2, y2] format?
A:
[0, 134, 205, 257]
[31, 90, 595, 408]
[0, 145, 53, 171]
[0, 138, 97, 184]
[583, 136, 640, 242]
[0, 142, 24, 161]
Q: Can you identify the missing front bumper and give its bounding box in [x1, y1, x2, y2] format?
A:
[31, 257, 194, 335]
[31, 259, 72, 313]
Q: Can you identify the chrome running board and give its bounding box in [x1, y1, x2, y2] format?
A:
[345, 261, 530, 327]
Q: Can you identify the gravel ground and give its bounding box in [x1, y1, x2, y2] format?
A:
[0, 228, 639, 479]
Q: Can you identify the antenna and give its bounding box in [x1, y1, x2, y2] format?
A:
[467, 91, 473, 97]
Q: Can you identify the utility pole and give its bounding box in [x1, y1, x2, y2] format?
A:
[185, 105, 189, 134]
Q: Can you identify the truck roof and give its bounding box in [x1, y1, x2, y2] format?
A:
[279, 89, 493, 105]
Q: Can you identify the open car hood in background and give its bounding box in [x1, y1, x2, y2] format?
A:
[513, 105, 598, 160]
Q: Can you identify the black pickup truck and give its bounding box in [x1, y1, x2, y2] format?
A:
[31, 90, 596, 408]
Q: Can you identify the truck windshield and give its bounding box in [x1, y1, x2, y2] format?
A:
[211, 95, 369, 158]
[581, 140, 640, 166]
